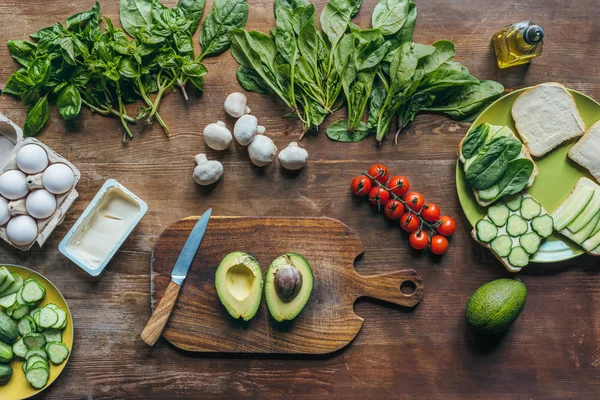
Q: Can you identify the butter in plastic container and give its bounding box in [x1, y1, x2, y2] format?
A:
[59, 179, 147, 276]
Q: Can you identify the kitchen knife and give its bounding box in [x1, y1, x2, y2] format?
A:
[141, 208, 212, 346]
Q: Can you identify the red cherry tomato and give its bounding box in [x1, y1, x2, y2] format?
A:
[351, 175, 372, 197]
[430, 235, 449, 255]
[369, 186, 390, 208]
[437, 216, 457, 236]
[388, 175, 410, 197]
[421, 203, 441, 223]
[367, 164, 390, 184]
[384, 199, 404, 220]
[400, 212, 420, 232]
[404, 192, 424, 212]
[409, 231, 429, 250]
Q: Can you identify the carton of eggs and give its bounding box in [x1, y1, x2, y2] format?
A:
[0, 113, 80, 251]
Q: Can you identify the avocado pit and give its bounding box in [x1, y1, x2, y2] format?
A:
[274, 265, 303, 302]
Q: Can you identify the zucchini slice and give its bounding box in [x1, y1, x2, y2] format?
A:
[23, 333, 46, 350]
[503, 193, 524, 211]
[18, 316, 37, 336]
[0, 293, 17, 309]
[531, 214, 554, 238]
[478, 185, 500, 201]
[0, 274, 23, 298]
[508, 246, 530, 268]
[45, 342, 69, 365]
[12, 338, 27, 359]
[506, 215, 528, 237]
[476, 219, 498, 243]
[553, 185, 594, 230]
[520, 232, 542, 255]
[570, 211, 600, 245]
[38, 308, 58, 329]
[0, 269, 15, 295]
[487, 203, 510, 227]
[490, 235, 512, 257]
[520, 197, 542, 220]
[25, 367, 49, 389]
[21, 280, 45, 304]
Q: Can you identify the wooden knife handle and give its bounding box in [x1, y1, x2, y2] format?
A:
[354, 269, 424, 307]
[141, 281, 181, 346]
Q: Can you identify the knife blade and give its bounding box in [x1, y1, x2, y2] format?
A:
[141, 208, 212, 346]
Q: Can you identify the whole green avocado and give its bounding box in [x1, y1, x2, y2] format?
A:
[465, 278, 527, 334]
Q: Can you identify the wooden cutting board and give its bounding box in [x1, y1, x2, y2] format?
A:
[151, 216, 424, 354]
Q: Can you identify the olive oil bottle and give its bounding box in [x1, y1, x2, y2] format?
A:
[492, 21, 544, 69]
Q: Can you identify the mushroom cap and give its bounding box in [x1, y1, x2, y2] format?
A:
[248, 135, 277, 167]
[278, 142, 308, 170]
[203, 122, 232, 151]
[224, 92, 250, 118]
[234, 115, 260, 146]
[193, 154, 224, 186]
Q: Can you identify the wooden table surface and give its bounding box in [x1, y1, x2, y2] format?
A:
[0, 0, 599, 398]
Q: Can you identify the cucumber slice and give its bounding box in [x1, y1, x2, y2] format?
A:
[476, 219, 498, 243]
[592, 213, 600, 238]
[531, 214, 554, 238]
[508, 246, 530, 268]
[18, 316, 37, 336]
[503, 193, 524, 211]
[506, 215, 528, 237]
[569, 211, 600, 245]
[23, 333, 46, 349]
[0, 274, 23, 298]
[51, 308, 67, 329]
[0, 270, 16, 295]
[487, 203, 510, 227]
[16, 286, 31, 306]
[12, 338, 27, 359]
[12, 305, 31, 320]
[490, 235, 512, 257]
[553, 185, 594, 230]
[520, 197, 542, 220]
[21, 280, 45, 304]
[0, 269, 7, 289]
[583, 229, 600, 252]
[520, 232, 542, 255]
[44, 304, 58, 310]
[25, 348, 48, 360]
[45, 342, 69, 365]
[25, 367, 49, 389]
[569, 189, 600, 233]
[38, 308, 58, 329]
[0, 293, 17, 309]
[43, 329, 62, 344]
[25, 355, 47, 371]
[28, 361, 48, 371]
[478, 185, 500, 201]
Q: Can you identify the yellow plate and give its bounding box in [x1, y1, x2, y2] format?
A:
[456, 88, 600, 263]
[0, 265, 73, 400]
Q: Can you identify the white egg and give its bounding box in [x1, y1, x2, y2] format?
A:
[43, 163, 75, 194]
[0, 197, 10, 226]
[0, 170, 28, 200]
[6, 215, 38, 245]
[16, 144, 49, 174]
[26, 189, 56, 219]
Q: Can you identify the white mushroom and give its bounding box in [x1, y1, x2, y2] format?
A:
[278, 142, 308, 170]
[224, 92, 251, 118]
[234, 115, 265, 146]
[203, 121, 232, 151]
[193, 154, 223, 186]
[248, 135, 277, 167]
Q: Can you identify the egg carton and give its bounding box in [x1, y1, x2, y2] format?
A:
[0, 112, 80, 251]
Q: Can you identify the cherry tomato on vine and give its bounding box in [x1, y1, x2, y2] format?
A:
[430, 235, 449, 255]
[388, 175, 410, 197]
[367, 164, 390, 184]
[369, 186, 390, 208]
[421, 203, 441, 223]
[437, 216, 457, 236]
[404, 192, 424, 212]
[351, 175, 372, 197]
[400, 212, 420, 232]
[409, 231, 429, 250]
[384, 199, 404, 220]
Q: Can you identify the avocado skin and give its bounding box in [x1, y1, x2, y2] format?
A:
[465, 279, 527, 334]
[265, 253, 313, 322]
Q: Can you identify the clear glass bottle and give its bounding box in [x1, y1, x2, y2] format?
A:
[492, 21, 544, 69]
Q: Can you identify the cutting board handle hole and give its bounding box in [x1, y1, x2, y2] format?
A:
[400, 280, 417, 296]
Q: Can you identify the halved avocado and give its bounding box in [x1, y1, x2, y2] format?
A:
[215, 252, 263, 321]
[265, 253, 313, 322]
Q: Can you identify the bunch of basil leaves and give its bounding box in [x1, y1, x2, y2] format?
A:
[2, 0, 248, 142]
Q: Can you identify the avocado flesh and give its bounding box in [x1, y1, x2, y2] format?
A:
[265, 253, 313, 322]
[215, 252, 263, 321]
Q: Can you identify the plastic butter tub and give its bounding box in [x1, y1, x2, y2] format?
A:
[59, 179, 147, 276]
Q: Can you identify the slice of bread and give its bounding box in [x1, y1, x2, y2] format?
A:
[511, 83, 586, 157]
[552, 177, 600, 256]
[568, 121, 600, 184]
[458, 124, 538, 207]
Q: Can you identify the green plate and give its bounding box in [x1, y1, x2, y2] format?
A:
[456, 87, 600, 263]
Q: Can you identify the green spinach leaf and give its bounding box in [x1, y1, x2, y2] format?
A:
[372, 0, 409, 36]
[24, 96, 49, 137]
[461, 123, 490, 159]
[465, 137, 523, 189]
[178, 0, 206, 34]
[200, 0, 249, 59]
[57, 84, 82, 120]
[494, 158, 534, 199]
[326, 119, 370, 142]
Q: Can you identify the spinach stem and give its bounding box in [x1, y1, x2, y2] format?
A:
[115, 81, 133, 142]
[135, 77, 171, 136]
[81, 98, 136, 123]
